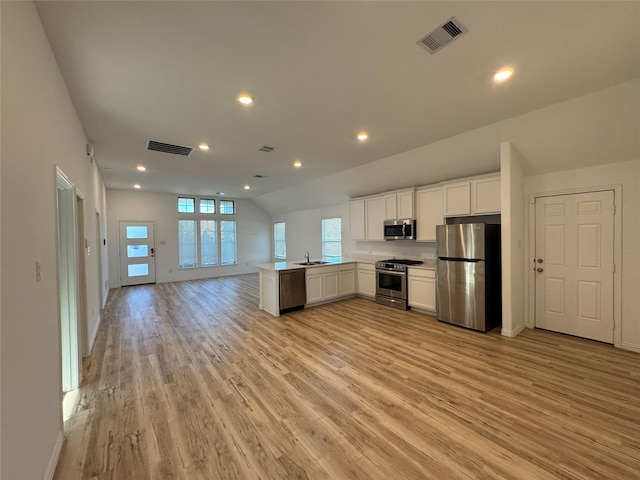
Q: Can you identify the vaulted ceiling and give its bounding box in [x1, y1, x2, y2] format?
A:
[36, 1, 640, 207]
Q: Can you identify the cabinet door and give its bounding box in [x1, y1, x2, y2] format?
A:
[357, 266, 376, 297]
[306, 274, 323, 304]
[397, 190, 414, 218]
[365, 196, 384, 240]
[349, 200, 365, 240]
[323, 271, 339, 300]
[472, 176, 501, 214]
[443, 182, 471, 217]
[408, 276, 437, 311]
[384, 194, 397, 220]
[339, 268, 356, 296]
[416, 187, 442, 242]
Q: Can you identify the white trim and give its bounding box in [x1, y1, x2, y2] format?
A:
[528, 185, 622, 347]
[44, 431, 64, 480]
[620, 342, 640, 354]
[501, 323, 526, 338]
[88, 313, 101, 354]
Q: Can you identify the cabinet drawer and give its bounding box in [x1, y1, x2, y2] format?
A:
[408, 268, 435, 279]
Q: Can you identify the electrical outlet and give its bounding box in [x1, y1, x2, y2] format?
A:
[36, 261, 42, 282]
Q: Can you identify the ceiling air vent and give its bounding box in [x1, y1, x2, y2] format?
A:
[147, 140, 193, 156]
[417, 16, 468, 54]
[258, 146, 275, 153]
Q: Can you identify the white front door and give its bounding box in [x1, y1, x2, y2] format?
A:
[534, 191, 614, 343]
[119, 221, 156, 286]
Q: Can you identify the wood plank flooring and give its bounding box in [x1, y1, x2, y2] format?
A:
[54, 274, 640, 479]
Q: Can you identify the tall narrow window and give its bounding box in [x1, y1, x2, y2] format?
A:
[322, 217, 342, 259]
[220, 220, 237, 265]
[274, 222, 286, 259]
[178, 220, 197, 268]
[200, 220, 217, 266]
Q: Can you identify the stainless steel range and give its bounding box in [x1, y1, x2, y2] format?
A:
[375, 259, 423, 310]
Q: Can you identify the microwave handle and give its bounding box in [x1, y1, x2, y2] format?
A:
[402, 223, 406, 238]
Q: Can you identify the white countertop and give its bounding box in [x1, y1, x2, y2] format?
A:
[257, 256, 436, 271]
[256, 257, 358, 272]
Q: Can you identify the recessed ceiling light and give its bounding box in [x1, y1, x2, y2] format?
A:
[243, 184, 251, 190]
[198, 143, 210, 151]
[236, 94, 254, 105]
[136, 165, 146, 172]
[493, 67, 514, 83]
[357, 132, 369, 141]
[293, 160, 302, 168]
[133, 184, 141, 189]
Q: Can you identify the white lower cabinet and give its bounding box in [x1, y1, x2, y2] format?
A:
[306, 264, 356, 305]
[339, 264, 356, 296]
[306, 272, 323, 304]
[408, 268, 436, 312]
[356, 263, 376, 298]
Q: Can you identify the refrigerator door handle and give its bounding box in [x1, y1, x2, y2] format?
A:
[438, 257, 481, 262]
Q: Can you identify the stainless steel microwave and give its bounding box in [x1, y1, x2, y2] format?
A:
[383, 219, 416, 240]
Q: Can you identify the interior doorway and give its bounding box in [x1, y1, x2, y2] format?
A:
[76, 192, 89, 356]
[56, 168, 81, 393]
[534, 190, 615, 343]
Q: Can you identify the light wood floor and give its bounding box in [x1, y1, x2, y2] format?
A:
[55, 274, 640, 479]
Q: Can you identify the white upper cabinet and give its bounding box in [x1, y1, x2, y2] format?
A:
[365, 196, 385, 240]
[384, 189, 414, 219]
[471, 176, 501, 214]
[443, 174, 501, 217]
[349, 199, 366, 240]
[443, 181, 472, 216]
[415, 186, 443, 242]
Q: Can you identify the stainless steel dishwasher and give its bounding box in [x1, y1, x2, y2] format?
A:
[279, 269, 307, 312]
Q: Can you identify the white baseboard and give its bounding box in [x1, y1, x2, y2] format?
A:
[44, 431, 64, 480]
[620, 342, 640, 354]
[501, 323, 526, 338]
[88, 313, 101, 354]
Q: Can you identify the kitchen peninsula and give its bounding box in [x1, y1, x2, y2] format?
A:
[257, 258, 359, 316]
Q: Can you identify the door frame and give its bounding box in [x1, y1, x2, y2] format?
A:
[527, 184, 622, 347]
[56, 167, 82, 392]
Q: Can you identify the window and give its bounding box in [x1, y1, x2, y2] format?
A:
[177, 196, 237, 269]
[322, 217, 342, 258]
[219, 200, 235, 215]
[178, 220, 197, 268]
[274, 222, 286, 259]
[178, 197, 195, 213]
[199, 199, 216, 214]
[200, 220, 217, 266]
[220, 220, 237, 265]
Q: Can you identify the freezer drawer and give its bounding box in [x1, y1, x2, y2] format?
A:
[436, 258, 489, 331]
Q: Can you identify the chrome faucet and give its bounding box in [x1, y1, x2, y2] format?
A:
[305, 251, 310, 263]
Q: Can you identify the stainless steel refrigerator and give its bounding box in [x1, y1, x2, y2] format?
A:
[436, 223, 501, 332]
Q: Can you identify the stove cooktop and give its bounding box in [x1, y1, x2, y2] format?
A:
[378, 258, 423, 265]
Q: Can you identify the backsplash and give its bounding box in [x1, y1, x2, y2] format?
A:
[349, 240, 436, 261]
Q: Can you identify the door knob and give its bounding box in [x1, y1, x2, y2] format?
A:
[536, 267, 544, 272]
[537, 258, 544, 263]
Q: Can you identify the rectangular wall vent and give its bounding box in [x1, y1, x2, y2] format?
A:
[147, 140, 193, 156]
[258, 146, 275, 152]
[417, 16, 468, 54]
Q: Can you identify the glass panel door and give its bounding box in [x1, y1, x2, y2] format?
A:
[118, 221, 156, 286]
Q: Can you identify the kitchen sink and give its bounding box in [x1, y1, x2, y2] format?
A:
[295, 261, 329, 265]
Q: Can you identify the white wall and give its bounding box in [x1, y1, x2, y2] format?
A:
[272, 204, 436, 263]
[1, 2, 109, 478]
[525, 159, 640, 352]
[500, 142, 526, 337]
[106, 190, 271, 286]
